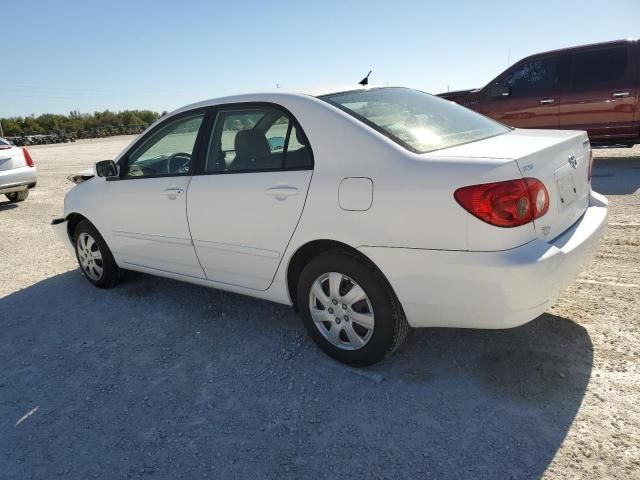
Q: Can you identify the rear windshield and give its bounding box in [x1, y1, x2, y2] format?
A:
[319, 87, 509, 153]
[0, 138, 8, 146]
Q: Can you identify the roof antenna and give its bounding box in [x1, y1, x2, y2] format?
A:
[358, 70, 372, 87]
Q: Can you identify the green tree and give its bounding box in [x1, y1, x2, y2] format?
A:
[23, 116, 45, 134]
[1, 119, 23, 135]
[1, 109, 162, 138]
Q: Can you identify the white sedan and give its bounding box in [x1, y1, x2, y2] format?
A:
[52, 87, 608, 366]
[0, 137, 37, 202]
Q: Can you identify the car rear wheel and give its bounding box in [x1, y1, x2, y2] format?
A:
[297, 251, 409, 366]
[74, 220, 120, 288]
[6, 190, 29, 202]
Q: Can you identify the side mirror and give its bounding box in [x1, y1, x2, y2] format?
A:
[490, 83, 511, 98]
[268, 136, 285, 151]
[95, 160, 119, 178]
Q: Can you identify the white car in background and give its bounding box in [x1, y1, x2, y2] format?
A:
[0, 137, 37, 202]
[52, 87, 608, 366]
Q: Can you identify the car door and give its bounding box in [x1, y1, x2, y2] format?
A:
[558, 43, 637, 141]
[481, 54, 561, 129]
[186, 105, 313, 290]
[101, 111, 208, 278]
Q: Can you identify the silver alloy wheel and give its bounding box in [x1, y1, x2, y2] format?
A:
[308, 272, 375, 350]
[77, 232, 104, 281]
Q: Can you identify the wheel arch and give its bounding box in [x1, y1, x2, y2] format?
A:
[65, 212, 95, 242]
[66, 212, 121, 288]
[285, 239, 400, 312]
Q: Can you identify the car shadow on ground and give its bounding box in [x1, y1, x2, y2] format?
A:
[1, 270, 593, 479]
[592, 154, 640, 195]
[0, 200, 18, 211]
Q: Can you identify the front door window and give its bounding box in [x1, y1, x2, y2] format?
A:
[125, 114, 204, 178]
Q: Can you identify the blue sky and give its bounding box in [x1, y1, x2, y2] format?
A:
[2, 0, 639, 116]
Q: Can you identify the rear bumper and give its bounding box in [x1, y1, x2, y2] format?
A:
[0, 166, 37, 194]
[51, 218, 76, 256]
[359, 191, 609, 329]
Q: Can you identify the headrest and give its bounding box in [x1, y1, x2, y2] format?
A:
[234, 129, 270, 161]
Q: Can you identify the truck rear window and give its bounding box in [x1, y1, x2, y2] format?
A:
[320, 87, 509, 154]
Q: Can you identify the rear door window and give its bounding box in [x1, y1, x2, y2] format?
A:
[284, 125, 312, 168]
[206, 108, 285, 172]
[205, 107, 312, 173]
[571, 46, 630, 91]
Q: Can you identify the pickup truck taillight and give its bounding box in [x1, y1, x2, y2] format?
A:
[22, 148, 35, 167]
[454, 178, 549, 228]
[587, 147, 594, 182]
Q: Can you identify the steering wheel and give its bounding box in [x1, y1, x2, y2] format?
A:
[167, 152, 192, 174]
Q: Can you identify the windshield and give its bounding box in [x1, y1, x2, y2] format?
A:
[0, 138, 8, 146]
[319, 87, 509, 153]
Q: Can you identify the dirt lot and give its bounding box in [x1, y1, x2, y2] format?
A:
[1, 136, 638, 479]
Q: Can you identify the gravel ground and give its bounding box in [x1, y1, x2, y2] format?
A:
[0, 136, 638, 479]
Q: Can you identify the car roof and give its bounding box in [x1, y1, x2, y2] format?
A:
[169, 85, 405, 117]
[521, 38, 637, 61]
[168, 91, 322, 117]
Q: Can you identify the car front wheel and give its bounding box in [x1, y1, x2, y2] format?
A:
[74, 220, 120, 288]
[297, 251, 409, 366]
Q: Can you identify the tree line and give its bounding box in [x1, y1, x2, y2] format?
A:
[0, 110, 166, 136]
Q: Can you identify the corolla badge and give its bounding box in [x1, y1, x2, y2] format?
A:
[568, 153, 578, 169]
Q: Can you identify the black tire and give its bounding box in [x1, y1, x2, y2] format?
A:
[73, 220, 120, 288]
[297, 251, 409, 366]
[6, 190, 29, 202]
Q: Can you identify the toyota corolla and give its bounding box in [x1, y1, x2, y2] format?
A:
[51, 87, 609, 366]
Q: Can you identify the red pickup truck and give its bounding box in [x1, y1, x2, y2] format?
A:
[438, 39, 639, 147]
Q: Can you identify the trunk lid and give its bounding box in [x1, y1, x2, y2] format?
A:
[431, 128, 591, 241]
[512, 130, 590, 241]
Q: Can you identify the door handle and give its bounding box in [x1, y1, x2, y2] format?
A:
[612, 91, 630, 98]
[266, 186, 299, 201]
[539, 98, 556, 105]
[164, 187, 184, 200]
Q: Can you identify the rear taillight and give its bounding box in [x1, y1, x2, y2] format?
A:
[587, 147, 594, 182]
[454, 178, 549, 228]
[22, 148, 34, 167]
